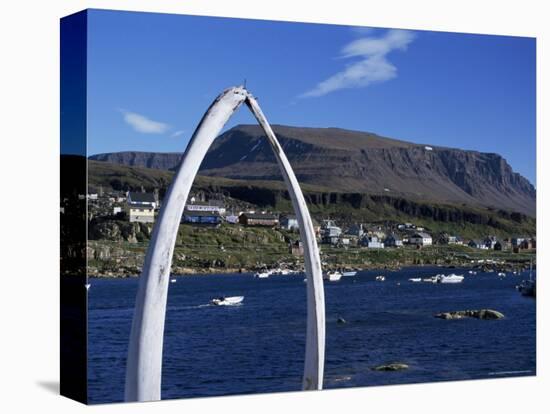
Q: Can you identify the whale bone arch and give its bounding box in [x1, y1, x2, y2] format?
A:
[124, 86, 325, 402]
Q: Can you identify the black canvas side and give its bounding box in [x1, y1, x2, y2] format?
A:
[60, 9, 88, 404]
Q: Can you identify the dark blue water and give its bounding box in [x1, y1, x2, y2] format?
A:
[88, 267, 536, 404]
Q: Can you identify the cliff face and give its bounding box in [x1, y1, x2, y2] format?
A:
[89, 124, 536, 216]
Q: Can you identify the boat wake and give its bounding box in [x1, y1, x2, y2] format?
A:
[167, 303, 213, 312]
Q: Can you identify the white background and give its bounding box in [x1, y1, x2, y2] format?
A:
[0, 0, 547, 413]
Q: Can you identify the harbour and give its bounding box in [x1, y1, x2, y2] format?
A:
[88, 266, 536, 403]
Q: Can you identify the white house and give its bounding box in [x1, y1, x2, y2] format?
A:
[280, 215, 299, 231]
[409, 232, 432, 246]
[127, 192, 156, 223]
[321, 220, 342, 244]
[185, 201, 226, 216]
[361, 235, 384, 249]
[225, 214, 240, 224]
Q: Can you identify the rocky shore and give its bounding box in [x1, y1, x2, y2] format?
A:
[435, 309, 505, 320]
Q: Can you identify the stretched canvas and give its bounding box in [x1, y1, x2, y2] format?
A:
[60, 9, 536, 405]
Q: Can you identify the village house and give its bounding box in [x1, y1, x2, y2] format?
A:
[397, 223, 415, 231]
[321, 220, 342, 245]
[365, 226, 387, 240]
[225, 213, 240, 224]
[280, 215, 299, 231]
[127, 192, 156, 223]
[361, 235, 384, 249]
[511, 237, 535, 253]
[384, 233, 403, 247]
[239, 213, 279, 227]
[450, 236, 463, 245]
[182, 209, 222, 225]
[511, 237, 525, 247]
[339, 237, 351, 247]
[438, 234, 463, 245]
[484, 236, 498, 249]
[468, 240, 488, 250]
[409, 232, 432, 246]
[185, 200, 226, 216]
[519, 239, 535, 250]
[343, 234, 359, 246]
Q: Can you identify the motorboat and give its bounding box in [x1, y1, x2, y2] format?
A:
[497, 272, 506, 277]
[408, 278, 422, 282]
[211, 296, 244, 306]
[254, 270, 272, 279]
[170, 278, 177, 283]
[375, 275, 385, 282]
[436, 274, 464, 284]
[468, 270, 477, 275]
[342, 271, 357, 277]
[324, 271, 343, 282]
[422, 277, 437, 283]
[270, 267, 291, 276]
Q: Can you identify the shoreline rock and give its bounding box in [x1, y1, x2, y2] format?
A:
[435, 309, 505, 320]
[372, 363, 409, 371]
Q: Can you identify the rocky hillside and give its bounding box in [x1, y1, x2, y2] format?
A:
[87, 160, 535, 240]
[90, 151, 182, 171]
[90, 124, 536, 215]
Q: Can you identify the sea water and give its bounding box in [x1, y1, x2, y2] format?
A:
[88, 267, 536, 403]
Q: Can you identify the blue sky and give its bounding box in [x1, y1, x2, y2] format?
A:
[87, 9, 536, 184]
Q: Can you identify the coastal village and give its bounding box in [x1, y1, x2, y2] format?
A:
[75, 187, 536, 277]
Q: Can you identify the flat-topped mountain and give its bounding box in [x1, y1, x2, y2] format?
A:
[90, 124, 536, 216]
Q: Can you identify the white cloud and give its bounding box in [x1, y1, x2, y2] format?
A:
[170, 130, 186, 138]
[120, 109, 170, 134]
[301, 29, 415, 98]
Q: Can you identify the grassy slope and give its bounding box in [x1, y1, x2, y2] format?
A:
[88, 222, 535, 275]
[88, 160, 535, 239]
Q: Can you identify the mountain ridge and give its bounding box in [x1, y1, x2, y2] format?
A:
[89, 124, 535, 216]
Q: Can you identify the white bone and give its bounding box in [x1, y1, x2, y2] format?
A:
[125, 87, 325, 401]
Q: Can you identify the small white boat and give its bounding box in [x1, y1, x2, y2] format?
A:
[342, 271, 357, 277]
[468, 270, 477, 275]
[254, 270, 271, 279]
[422, 277, 437, 283]
[85, 283, 91, 290]
[498, 272, 506, 277]
[436, 274, 464, 284]
[211, 296, 244, 306]
[270, 267, 288, 276]
[170, 278, 177, 283]
[408, 278, 422, 282]
[324, 271, 343, 282]
[375, 275, 385, 282]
